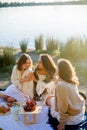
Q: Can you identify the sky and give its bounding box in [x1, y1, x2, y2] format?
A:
[0, 0, 77, 3]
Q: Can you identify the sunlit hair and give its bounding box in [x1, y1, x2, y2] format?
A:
[16, 53, 32, 71]
[57, 58, 79, 85]
[40, 54, 56, 82]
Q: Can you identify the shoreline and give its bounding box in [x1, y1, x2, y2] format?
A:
[0, 1, 87, 8]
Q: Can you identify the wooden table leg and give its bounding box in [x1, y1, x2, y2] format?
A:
[24, 114, 36, 125]
[33, 114, 36, 123]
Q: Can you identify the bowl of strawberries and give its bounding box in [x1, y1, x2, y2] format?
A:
[23, 99, 36, 112]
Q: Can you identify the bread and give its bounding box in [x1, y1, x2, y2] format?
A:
[0, 105, 10, 114]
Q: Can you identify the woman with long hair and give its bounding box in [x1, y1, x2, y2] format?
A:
[32, 54, 57, 106]
[0, 53, 34, 105]
[50, 58, 85, 130]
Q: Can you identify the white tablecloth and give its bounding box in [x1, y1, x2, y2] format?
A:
[0, 98, 53, 130]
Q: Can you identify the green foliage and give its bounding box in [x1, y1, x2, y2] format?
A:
[0, 65, 13, 73]
[60, 37, 85, 60]
[0, 47, 15, 69]
[35, 35, 43, 51]
[0, 55, 3, 67]
[20, 39, 28, 53]
[72, 60, 87, 88]
[59, 43, 65, 58]
[46, 37, 59, 52]
[83, 38, 87, 59]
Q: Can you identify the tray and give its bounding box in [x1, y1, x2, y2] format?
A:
[18, 105, 42, 115]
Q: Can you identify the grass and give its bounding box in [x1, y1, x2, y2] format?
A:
[72, 60, 87, 91]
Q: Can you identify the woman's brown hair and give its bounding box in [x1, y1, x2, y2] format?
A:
[57, 58, 79, 85]
[17, 53, 32, 71]
[40, 54, 56, 82]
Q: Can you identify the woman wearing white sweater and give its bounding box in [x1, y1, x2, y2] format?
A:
[0, 53, 34, 103]
[32, 54, 57, 105]
[51, 58, 85, 130]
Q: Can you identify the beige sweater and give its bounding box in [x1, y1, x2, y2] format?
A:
[55, 80, 85, 125]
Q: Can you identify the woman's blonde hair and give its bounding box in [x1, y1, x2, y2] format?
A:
[57, 58, 79, 85]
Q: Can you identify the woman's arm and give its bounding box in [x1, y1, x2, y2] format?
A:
[19, 72, 38, 84]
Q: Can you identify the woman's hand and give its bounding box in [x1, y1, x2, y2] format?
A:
[19, 72, 33, 84]
[19, 79, 23, 84]
[19, 72, 38, 84]
[57, 124, 65, 130]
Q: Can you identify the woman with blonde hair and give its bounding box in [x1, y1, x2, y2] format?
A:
[50, 58, 85, 130]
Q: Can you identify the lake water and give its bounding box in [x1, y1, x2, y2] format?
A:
[0, 5, 87, 49]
